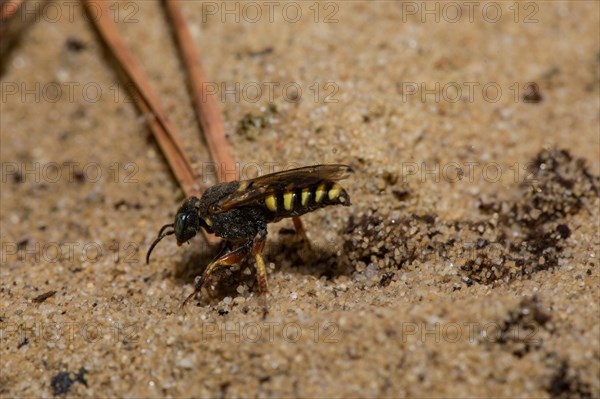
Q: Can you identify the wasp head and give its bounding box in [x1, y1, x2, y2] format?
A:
[173, 196, 203, 245]
[146, 196, 209, 264]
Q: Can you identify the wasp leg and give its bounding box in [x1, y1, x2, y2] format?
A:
[181, 241, 249, 309]
[252, 228, 270, 316]
[253, 230, 268, 294]
[292, 216, 312, 250]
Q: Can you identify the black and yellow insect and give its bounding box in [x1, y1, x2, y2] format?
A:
[146, 164, 353, 307]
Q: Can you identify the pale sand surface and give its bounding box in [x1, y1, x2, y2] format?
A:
[1, 1, 599, 397]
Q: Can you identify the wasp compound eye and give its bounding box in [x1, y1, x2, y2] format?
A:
[174, 211, 199, 245]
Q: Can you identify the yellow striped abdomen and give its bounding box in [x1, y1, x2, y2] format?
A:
[263, 180, 350, 218]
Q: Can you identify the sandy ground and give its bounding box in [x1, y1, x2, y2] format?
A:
[1, 1, 599, 397]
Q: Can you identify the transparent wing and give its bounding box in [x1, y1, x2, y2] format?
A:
[212, 164, 353, 213]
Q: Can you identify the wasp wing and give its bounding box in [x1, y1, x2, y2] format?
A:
[212, 164, 353, 213]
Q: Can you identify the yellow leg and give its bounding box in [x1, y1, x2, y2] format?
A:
[255, 252, 268, 295]
[253, 230, 269, 316]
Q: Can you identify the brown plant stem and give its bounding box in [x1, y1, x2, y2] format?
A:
[163, 0, 235, 183]
[0, 0, 26, 23]
[83, 0, 200, 197]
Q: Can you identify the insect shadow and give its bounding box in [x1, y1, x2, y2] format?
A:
[171, 229, 346, 305]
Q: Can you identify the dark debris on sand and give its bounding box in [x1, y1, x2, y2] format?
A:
[341, 149, 599, 286]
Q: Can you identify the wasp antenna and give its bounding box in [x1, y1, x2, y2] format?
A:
[146, 229, 174, 264]
[157, 223, 174, 238]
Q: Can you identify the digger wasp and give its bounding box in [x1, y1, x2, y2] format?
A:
[146, 164, 353, 309]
